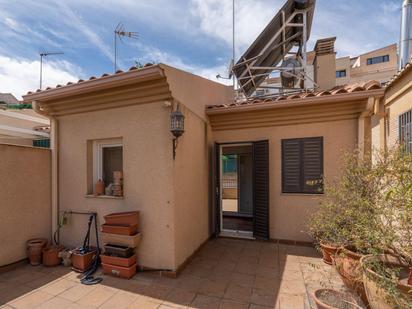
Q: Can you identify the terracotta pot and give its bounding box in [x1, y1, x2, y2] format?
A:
[102, 262, 136, 279]
[95, 179, 105, 195]
[312, 289, 359, 309]
[361, 254, 412, 309]
[42, 245, 64, 267]
[320, 241, 339, 265]
[408, 268, 412, 286]
[101, 254, 136, 267]
[104, 211, 139, 227]
[71, 248, 98, 272]
[26, 238, 48, 266]
[101, 224, 138, 236]
[334, 247, 368, 305]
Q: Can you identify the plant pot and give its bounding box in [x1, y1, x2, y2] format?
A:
[104, 211, 139, 227]
[101, 232, 142, 248]
[334, 247, 367, 305]
[101, 224, 138, 236]
[26, 238, 48, 266]
[42, 245, 64, 267]
[361, 254, 412, 309]
[71, 248, 98, 272]
[320, 241, 339, 265]
[312, 289, 358, 309]
[408, 268, 412, 286]
[101, 254, 136, 267]
[102, 262, 137, 279]
[104, 244, 134, 258]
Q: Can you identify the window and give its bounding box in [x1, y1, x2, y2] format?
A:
[33, 139, 50, 148]
[399, 110, 412, 153]
[91, 138, 123, 196]
[367, 55, 389, 65]
[336, 70, 346, 78]
[282, 137, 323, 194]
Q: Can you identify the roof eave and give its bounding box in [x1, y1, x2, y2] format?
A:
[206, 89, 385, 115]
[23, 65, 165, 103]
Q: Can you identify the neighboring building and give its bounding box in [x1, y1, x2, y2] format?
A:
[23, 54, 387, 274]
[0, 108, 50, 147]
[0, 93, 20, 107]
[258, 41, 398, 96]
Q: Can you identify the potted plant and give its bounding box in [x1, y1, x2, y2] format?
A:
[358, 147, 412, 308]
[312, 289, 361, 309]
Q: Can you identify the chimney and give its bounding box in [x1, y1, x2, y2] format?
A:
[399, 0, 412, 70]
[313, 37, 336, 91]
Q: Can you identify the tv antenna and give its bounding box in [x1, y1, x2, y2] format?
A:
[114, 23, 139, 72]
[39, 51, 64, 90]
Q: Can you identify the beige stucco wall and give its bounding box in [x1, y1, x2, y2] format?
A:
[173, 105, 210, 268]
[385, 68, 412, 149]
[212, 119, 358, 242]
[57, 102, 177, 270]
[0, 144, 51, 266]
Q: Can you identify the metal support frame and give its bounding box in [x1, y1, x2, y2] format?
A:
[233, 6, 314, 97]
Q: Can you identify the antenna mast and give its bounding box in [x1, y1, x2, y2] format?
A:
[232, 0, 236, 88]
[39, 51, 64, 90]
[114, 23, 139, 72]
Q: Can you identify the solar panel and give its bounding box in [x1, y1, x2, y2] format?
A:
[233, 0, 316, 97]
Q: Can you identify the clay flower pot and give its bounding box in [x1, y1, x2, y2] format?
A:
[361, 254, 412, 309]
[312, 289, 359, 309]
[320, 241, 339, 265]
[26, 238, 48, 266]
[71, 248, 98, 272]
[42, 245, 64, 267]
[334, 246, 368, 305]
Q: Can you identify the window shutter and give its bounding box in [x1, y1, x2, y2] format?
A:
[282, 139, 301, 193]
[302, 138, 323, 193]
[253, 140, 270, 240]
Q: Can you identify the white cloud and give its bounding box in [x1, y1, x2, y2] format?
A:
[0, 56, 81, 99]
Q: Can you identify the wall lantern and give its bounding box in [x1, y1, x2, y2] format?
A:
[170, 103, 185, 160]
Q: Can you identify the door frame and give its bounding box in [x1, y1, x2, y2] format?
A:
[218, 142, 254, 239]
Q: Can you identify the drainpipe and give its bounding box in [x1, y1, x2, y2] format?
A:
[32, 101, 59, 244]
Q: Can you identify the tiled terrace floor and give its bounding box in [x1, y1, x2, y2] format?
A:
[0, 238, 352, 309]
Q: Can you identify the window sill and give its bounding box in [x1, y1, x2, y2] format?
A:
[85, 194, 124, 199]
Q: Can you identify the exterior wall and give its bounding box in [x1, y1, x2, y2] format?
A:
[335, 57, 351, 86]
[0, 144, 51, 266]
[313, 53, 336, 91]
[212, 119, 358, 242]
[57, 102, 177, 270]
[384, 68, 412, 149]
[173, 105, 210, 268]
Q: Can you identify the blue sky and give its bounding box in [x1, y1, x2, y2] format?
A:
[0, 0, 401, 98]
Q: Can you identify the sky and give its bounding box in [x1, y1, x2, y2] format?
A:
[0, 0, 402, 99]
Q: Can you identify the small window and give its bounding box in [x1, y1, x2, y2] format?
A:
[367, 55, 390, 65]
[91, 138, 123, 196]
[282, 137, 324, 194]
[336, 70, 346, 78]
[399, 110, 412, 153]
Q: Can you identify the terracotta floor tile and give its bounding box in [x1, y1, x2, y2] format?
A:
[39, 278, 77, 296]
[143, 283, 174, 300]
[198, 279, 228, 298]
[175, 275, 205, 293]
[219, 299, 249, 309]
[76, 285, 117, 307]
[99, 290, 138, 308]
[9, 290, 54, 308]
[234, 262, 257, 276]
[215, 261, 236, 272]
[230, 273, 255, 288]
[279, 279, 306, 295]
[164, 287, 196, 306]
[36, 296, 73, 309]
[248, 304, 275, 309]
[0, 284, 33, 305]
[253, 276, 279, 291]
[209, 270, 233, 284]
[250, 288, 279, 307]
[255, 266, 278, 279]
[191, 294, 221, 309]
[279, 293, 305, 309]
[223, 283, 252, 303]
[58, 283, 97, 302]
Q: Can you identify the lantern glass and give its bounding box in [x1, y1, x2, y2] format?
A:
[170, 108, 185, 138]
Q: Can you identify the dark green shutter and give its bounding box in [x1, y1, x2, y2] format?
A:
[302, 137, 323, 193]
[281, 139, 301, 193]
[253, 140, 269, 240]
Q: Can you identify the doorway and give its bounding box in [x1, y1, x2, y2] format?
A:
[215, 140, 269, 240]
[220, 144, 254, 238]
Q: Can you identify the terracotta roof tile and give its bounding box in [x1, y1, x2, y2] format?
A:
[385, 57, 412, 88]
[25, 63, 158, 96]
[206, 80, 383, 111]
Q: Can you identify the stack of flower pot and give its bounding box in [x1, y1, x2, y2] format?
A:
[100, 211, 141, 279]
[112, 171, 123, 197]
